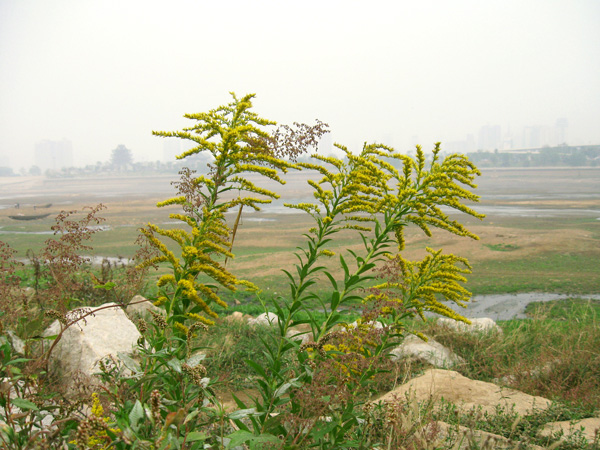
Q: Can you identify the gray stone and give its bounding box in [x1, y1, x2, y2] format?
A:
[438, 317, 502, 334]
[125, 294, 164, 320]
[389, 334, 465, 368]
[247, 312, 279, 327]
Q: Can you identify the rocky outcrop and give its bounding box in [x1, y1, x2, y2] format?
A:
[538, 417, 600, 444]
[435, 421, 544, 450]
[377, 368, 552, 416]
[374, 368, 553, 449]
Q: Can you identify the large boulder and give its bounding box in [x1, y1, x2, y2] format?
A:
[125, 294, 164, 320]
[389, 334, 464, 368]
[43, 303, 141, 392]
[438, 317, 502, 334]
[286, 323, 313, 344]
[376, 368, 552, 416]
[247, 312, 279, 327]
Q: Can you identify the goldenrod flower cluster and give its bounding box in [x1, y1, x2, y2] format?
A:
[284, 142, 482, 335]
[315, 321, 380, 381]
[69, 393, 120, 449]
[367, 248, 473, 326]
[143, 93, 314, 330]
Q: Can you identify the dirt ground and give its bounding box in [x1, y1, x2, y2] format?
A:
[1, 167, 599, 294]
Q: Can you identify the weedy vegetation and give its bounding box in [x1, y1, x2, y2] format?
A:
[1, 94, 598, 449]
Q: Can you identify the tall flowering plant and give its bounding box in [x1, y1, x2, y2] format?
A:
[140, 93, 327, 334]
[226, 142, 485, 448]
[132, 94, 483, 448]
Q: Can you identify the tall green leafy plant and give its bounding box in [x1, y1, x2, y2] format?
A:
[222, 142, 484, 448]
[118, 94, 483, 448]
[140, 93, 327, 335]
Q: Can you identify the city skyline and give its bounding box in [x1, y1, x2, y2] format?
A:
[0, 114, 586, 173]
[1, 1, 599, 171]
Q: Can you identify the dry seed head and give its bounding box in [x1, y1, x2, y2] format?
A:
[74, 414, 108, 449]
[137, 318, 148, 334]
[182, 363, 207, 385]
[45, 309, 68, 326]
[150, 389, 162, 423]
[149, 309, 167, 330]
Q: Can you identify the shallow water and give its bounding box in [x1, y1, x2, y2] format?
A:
[15, 255, 132, 265]
[0, 224, 112, 235]
[243, 198, 600, 219]
[460, 293, 600, 321]
[0, 229, 55, 235]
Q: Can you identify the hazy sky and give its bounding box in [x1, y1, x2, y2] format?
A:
[1, 0, 599, 169]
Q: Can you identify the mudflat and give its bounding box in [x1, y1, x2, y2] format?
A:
[1, 167, 599, 296]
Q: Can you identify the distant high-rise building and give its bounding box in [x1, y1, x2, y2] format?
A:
[34, 139, 73, 171]
[555, 118, 568, 145]
[522, 126, 541, 148]
[465, 134, 476, 152]
[477, 125, 502, 150]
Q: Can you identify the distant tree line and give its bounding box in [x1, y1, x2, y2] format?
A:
[466, 144, 600, 168]
[0, 144, 213, 178]
[1, 143, 599, 179]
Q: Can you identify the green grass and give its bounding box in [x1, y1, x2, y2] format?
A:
[197, 298, 600, 448]
[426, 299, 600, 412]
[524, 297, 600, 320]
[200, 319, 280, 390]
[468, 252, 600, 295]
[483, 243, 520, 251]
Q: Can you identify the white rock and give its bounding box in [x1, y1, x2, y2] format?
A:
[126, 294, 164, 320]
[247, 312, 279, 327]
[348, 320, 384, 330]
[389, 334, 464, 368]
[6, 330, 25, 354]
[43, 303, 141, 391]
[286, 324, 313, 344]
[438, 317, 502, 334]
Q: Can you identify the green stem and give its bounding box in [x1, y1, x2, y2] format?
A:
[317, 215, 397, 341]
